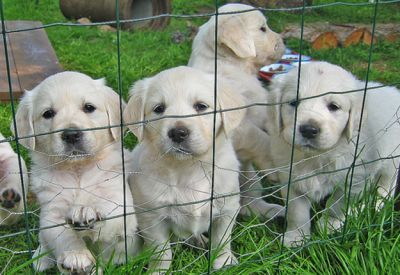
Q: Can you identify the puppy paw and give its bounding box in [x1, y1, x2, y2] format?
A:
[282, 230, 307, 248]
[0, 188, 21, 209]
[66, 206, 102, 231]
[185, 234, 208, 249]
[213, 251, 238, 270]
[317, 216, 344, 233]
[57, 250, 95, 274]
[240, 200, 285, 220]
[261, 203, 285, 219]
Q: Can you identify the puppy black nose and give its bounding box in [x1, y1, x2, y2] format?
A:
[168, 126, 189, 143]
[299, 124, 320, 139]
[61, 129, 83, 144]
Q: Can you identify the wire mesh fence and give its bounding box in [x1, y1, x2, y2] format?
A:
[1, 0, 400, 274]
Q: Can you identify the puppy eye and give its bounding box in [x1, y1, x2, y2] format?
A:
[289, 100, 299, 107]
[42, 109, 56, 119]
[83, 103, 96, 113]
[194, 102, 208, 112]
[260, 26, 267, 32]
[328, 102, 340, 112]
[153, 104, 166, 114]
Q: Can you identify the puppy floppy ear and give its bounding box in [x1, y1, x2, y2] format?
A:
[345, 94, 362, 142]
[94, 78, 125, 141]
[123, 78, 150, 142]
[12, 90, 35, 149]
[218, 82, 246, 137]
[218, 15, 256, 58]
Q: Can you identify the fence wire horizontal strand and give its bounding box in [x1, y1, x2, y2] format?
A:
[2, 82, 399, 146]
[2, 0, 400, 35]
[0, 147, 398, 243]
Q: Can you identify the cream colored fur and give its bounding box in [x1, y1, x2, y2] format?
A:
[124, 66, 244, 273]
[0, 133, 28, 225]
[267, 61, 400, 246]
[188, 3, 286, 220]
[13, 72, 140, 273]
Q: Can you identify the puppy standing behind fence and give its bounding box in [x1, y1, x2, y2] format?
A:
[13, 72, 140, 273]
[0, 133, 28, 226]
[188, 3, 286, 220]
[266, 61, 400, 246]
[123, 66, 245, 273]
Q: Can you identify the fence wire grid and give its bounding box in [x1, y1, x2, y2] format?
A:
[1, 0, 400, 274]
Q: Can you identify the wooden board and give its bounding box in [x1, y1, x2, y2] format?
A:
[0, 21, 62, 102]
[0, 33, 20, 100]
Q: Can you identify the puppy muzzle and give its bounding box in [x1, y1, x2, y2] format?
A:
[168, 126, 190, 144]
[61, 128, 88, 156]
[167, 126, 193, 155]
[299, 123, 320, 139]
[293, 123, 323, 151]
[61, 128, 83, 144]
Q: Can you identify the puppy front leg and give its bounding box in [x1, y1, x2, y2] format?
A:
[141, 218, 172, 274]
[210, 213, 238, 270]
[0, 154, 27, 225]
[239, 163, 284, 220]
[281, 188, 312, 247]
[38, 209, 95, 274]
[317, 188, 346, 233]
[32, 243, 55, 272]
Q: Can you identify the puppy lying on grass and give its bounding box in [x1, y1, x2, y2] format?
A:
[14, 72, 140, 273]
[0, 133, 28, 226]
[267, 61, 400, 246]
[189, 3, 286, 220]
[124, 66, 245, 273]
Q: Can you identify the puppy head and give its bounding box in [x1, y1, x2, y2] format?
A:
[13, 71, 124, 160]
[201, 4, 284, 68]
[123, 66, 245, 160]
[267, 62, 362, 153]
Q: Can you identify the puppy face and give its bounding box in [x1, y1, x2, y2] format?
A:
[217, 3, 285, 66]
[14, 72, 123, 160]
[124, 66, 245, 160]
[268, 62, 361, 152]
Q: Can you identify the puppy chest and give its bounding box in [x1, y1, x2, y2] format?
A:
[32, 169, 122, 204]
[292, 164, 337, 201]
[159, 186, 215, 235]
[166, 202, 212, 236]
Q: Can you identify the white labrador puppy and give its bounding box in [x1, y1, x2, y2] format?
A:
[188, 3, 286, 220]
[267, 61, 400, 246]
[123, 66, 245, 272]
[13, 72, 140, 273]
[0, 133, 28, 225]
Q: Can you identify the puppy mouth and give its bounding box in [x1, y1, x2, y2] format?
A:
[62, 146, 91, 159]
[299, 144, 318, 151]
[294, 139, 321, 152]
[171, 145, 192, 155]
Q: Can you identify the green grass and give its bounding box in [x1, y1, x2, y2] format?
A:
[1, 0, 400, 274]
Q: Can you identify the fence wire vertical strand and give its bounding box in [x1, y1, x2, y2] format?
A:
[395, 162, 400, 211]
[0, 0, 33, 260]
[114, 0, 129, 267]
[341, 0, 380, 242]
[276, 0, 307, 268]
[207, 0, 219, 273]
